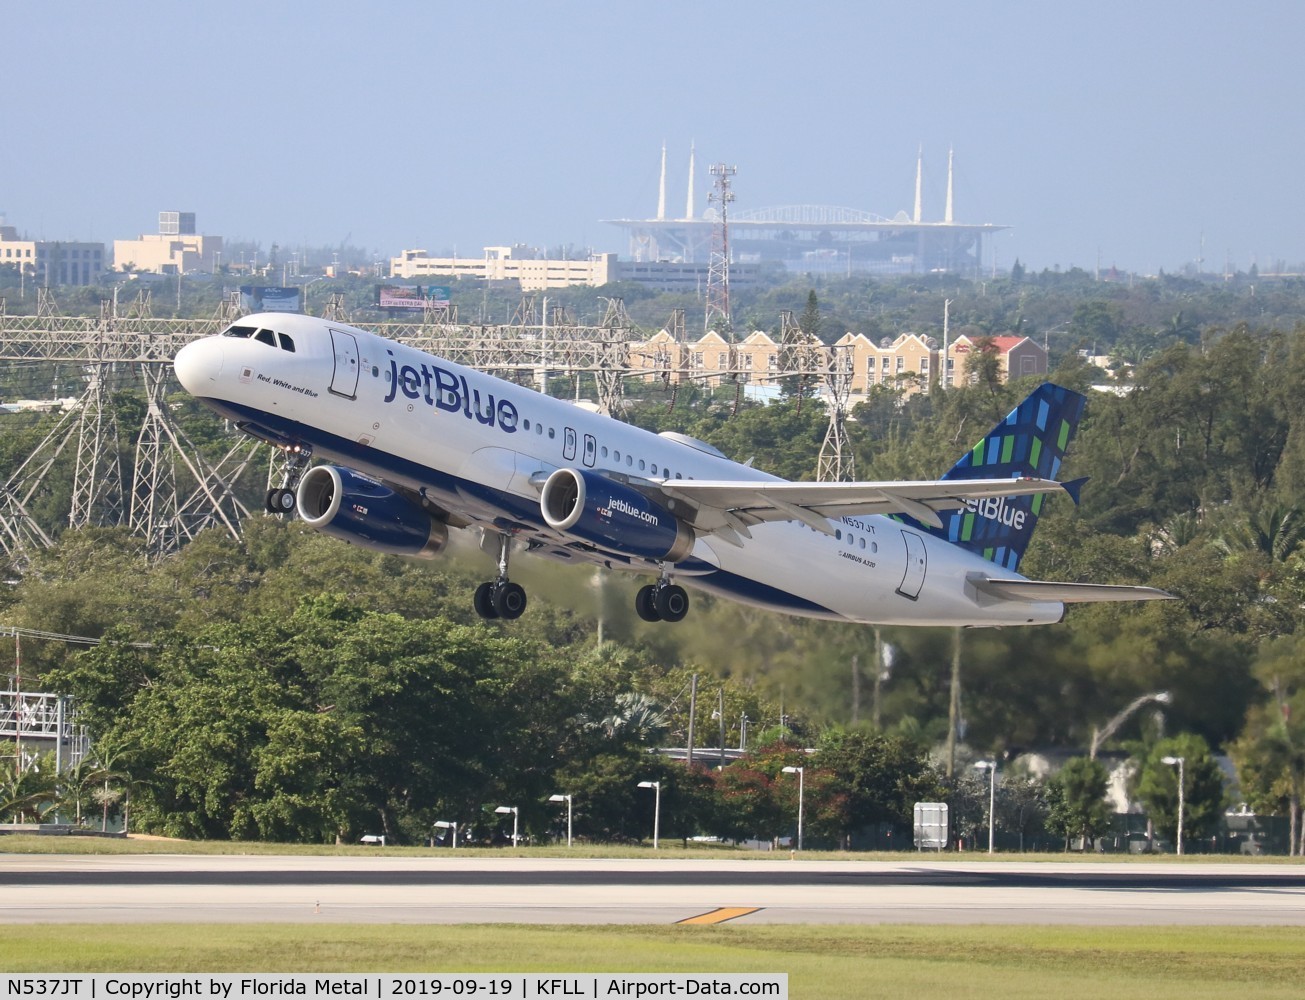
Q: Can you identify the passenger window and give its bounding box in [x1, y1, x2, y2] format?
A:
[255, 329, 276, 347]
[277, 333, 296, 352]
[601, 446, 609, 458]
[523, 419, 532, 431]
[613, 450, 620, 462]
[638, 459, 645, 471]
[548, 428, 555, 439]
[651, 464, 658, 475]
[626, 455, 632, 466]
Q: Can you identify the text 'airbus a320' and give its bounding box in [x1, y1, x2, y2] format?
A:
[173, 312, 1171, 626]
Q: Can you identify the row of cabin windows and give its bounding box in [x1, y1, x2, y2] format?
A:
[378, 367, 686, 480]
[223, 325, 297, 352]
[834, 528, 878, 553]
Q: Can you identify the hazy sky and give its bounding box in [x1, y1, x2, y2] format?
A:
[6, 1, 1302, 275]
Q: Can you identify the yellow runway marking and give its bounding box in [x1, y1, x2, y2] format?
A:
[677, 906, 761, 925]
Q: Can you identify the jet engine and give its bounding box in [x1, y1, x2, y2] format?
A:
[540, 467, 695, 563]
[296, 465, 447, 558]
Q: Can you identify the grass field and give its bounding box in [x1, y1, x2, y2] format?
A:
[1, 924, 1302, 1000]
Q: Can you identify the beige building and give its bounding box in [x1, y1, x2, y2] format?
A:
[627, 328, 1045, 399]
[0, 225, 105, 287]
[113, 211, 221, 275]
[391, 247, 617, 290]
[945, 334, 1047, 387]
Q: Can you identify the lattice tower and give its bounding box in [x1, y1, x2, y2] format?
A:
[705, 163, 736, 335]
[816, 343, 857, 482]
[67, 304, 124, 529]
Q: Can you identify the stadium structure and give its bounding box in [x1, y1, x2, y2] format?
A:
[605, 146, 1008, 278]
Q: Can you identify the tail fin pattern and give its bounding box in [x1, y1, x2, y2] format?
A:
[923, 382, 1087, 572]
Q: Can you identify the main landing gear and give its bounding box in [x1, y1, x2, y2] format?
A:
[474, 532, 528, 621]
[265, 443, 312, 515]
[635, 578, 689, 623]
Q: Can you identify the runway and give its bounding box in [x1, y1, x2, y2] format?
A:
[2, 854, 1303, 925]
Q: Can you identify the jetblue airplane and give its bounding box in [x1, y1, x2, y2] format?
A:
[173, 312, 1170, 626]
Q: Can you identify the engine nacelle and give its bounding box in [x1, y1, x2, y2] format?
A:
[296, 465, 447, 558]
[540, 467, 695, 563]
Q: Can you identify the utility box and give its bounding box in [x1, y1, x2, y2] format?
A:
[914, 802, 949, 850]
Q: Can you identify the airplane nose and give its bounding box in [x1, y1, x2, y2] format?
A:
[174, 338, 222, 393]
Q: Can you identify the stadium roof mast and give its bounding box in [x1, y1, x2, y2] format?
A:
[704, 162, 736, 334]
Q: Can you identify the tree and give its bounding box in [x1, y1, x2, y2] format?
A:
[1045, 757, 1112, 850]
[813, 730, 943, 846]
[1133, 734, 1228, 851]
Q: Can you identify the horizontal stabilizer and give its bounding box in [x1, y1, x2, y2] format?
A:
[970, 575, 1175, 604]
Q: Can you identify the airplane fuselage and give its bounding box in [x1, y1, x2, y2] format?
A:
[175, 313, 1065, 627]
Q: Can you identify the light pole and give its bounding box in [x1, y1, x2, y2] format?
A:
[974, 760, 996, 854]
[1090, 691, 1172, 759]
[1161, 755, 1185, 855]
[637, 781, 661, 849]
[494, 805, 519, 847]
[433, 819, 458, 848]
[781, 765, 805, 852]
[549, 793, 572, 848]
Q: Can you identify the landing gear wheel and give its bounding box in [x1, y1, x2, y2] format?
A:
[654, 584, 689, 623]
[265, 488, 296, 514]
[473, 581, 500, 620]
[635, 584, 662, 623]
[493, 581, 527, 620]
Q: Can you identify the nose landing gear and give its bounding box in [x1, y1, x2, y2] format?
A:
[265, 443, 313, 515]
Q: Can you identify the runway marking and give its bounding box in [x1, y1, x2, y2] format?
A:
[677, 907, 761, 925]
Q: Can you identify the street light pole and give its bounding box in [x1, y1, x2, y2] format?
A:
[494, 805, 519, 847]
[1161, 755, 1185, 855]
[974, 760, 996, 854]
[782, 765, 805, 851]
[1090, 691, 1172, 759]
[549, 793, 572, 848]
[637, 781, 661, 849]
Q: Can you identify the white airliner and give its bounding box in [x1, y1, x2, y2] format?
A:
[173, 312, 1170, 626]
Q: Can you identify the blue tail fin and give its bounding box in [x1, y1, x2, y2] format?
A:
[923, 382, 1087, 572]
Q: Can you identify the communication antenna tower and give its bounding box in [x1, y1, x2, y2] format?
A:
[704, 163, 736, 334]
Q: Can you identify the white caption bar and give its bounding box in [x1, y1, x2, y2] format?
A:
[2, 976, 786, 1000]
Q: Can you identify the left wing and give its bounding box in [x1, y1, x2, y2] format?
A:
[652, 476, 1069, 538]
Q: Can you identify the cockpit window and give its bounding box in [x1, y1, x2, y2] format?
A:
[222, 325, 257, 339]
[254, 329, 276, 347]
[277, 333, 296, 353]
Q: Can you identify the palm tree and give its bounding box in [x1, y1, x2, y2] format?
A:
[1216, 504, 1305, 563]
[0, 757, 57, 824]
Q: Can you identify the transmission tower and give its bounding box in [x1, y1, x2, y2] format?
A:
[817, 343, 857, 482]
[67, 304, 124, 529]
[704, 163, 736, 334]
[594, 297, 633, 417]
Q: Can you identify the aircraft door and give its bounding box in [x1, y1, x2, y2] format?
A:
[563, 426, 577, 462]
[582, 433, 597, 468]
[896, 530, 927, 600]
[328, 328, 361, 399]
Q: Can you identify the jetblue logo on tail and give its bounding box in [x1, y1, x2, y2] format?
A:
[920, 383, 1087, 572]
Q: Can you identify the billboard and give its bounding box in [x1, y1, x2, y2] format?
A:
[376, 285, 451, 310]
[240, 285, 302, 313]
